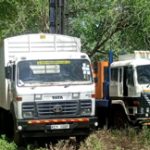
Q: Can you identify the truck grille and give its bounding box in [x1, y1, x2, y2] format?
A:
[141, 94, 150, 106]
[22, 100, 92, 118]
[80, 100, 92, 109]
[37, 101, 79, 118]
[22, 102, 35, 112]
[137, 94, 150, 116]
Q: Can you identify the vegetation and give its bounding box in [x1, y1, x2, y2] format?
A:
[68, 0, 150, 59]
[31, 127, 150, 150]
[0, 127, 150, 150]
[0, 135, 17, 150]
[0, 0, 49, 39]
[1, 0, 150, 60]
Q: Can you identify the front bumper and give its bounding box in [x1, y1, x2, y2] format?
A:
[16, 117, 98, 138]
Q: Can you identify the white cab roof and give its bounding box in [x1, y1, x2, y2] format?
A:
[111, 59, 150, 67]
[111, 51, 150, 67]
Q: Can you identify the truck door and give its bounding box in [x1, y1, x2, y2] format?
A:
[123, 67, 128, 97]
[127, 67, 136, 97]
[110, 67, 122, 97]
[124, 66, 135, 97]
[118, 68, 123, 96]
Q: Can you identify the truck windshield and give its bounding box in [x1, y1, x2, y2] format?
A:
[17, 59, 92, 86]
[137, 64, 150, 84]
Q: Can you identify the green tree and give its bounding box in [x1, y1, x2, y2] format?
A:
[1, 0, 150, 60]
[0, 0, 49, 41]
[67, 0, 150, 59]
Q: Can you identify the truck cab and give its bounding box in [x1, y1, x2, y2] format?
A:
[110, 51, 150, 126]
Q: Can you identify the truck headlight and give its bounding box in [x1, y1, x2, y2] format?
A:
[80, 108, 91, 115]
[23, 112, 34, 118]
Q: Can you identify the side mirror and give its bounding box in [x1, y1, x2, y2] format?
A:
[5, 66, 11, 79]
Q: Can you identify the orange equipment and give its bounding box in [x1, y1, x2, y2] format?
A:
[94, 61, 109, 99]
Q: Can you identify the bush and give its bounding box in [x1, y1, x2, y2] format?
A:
[0, 135, 17, 150]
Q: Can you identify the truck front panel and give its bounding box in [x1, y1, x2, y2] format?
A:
[12, 58, 97, 137]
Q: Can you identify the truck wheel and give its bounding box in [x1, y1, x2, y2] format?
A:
[0, 109, 6, 134]
[75, 135, 87, 149]
[113, 110, 128, 129]
[76, 135, 87, 143]
[13, 128, 23, 146]
[14, 132, 22, 146]
[13, 120, 23, 146]
[4, 112, 14, 138]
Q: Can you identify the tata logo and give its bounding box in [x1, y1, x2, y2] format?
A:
[52, 96, 63, 99]
[52, 105, 63, 113]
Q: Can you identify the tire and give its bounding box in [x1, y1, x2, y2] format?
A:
[5, 112, 14, 138]
[0, 109, 7, 134]
[75, 135, 87, 149]
[10, 103, 23, 145]
[112, 109, 129, 129]
[13, 118, 23, 146]
[76, 135, 87, 143]
[14, 131, 22, 146]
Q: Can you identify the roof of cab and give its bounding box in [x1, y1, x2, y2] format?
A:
[111, 58, 150, 67]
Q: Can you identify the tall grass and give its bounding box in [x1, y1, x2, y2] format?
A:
[80, 127, 150, 150]
[1, 127, 150, 150]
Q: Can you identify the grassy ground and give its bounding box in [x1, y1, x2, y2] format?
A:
[1, 127, 150, 150]
[79, 128, 150, 150]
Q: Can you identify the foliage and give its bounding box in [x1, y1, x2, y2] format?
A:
[67, 0, 150, 60]
[1, 0, 150, 59]
[0, 0, 49, 40]
[79, 128, 150, 150]
[1, 128, 150, 149]
[140, 126, 150, 146]
[0, 135, 17, 150]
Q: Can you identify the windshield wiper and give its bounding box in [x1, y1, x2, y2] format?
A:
[147, 84, 150, 88]
[18, 80, 25, 86]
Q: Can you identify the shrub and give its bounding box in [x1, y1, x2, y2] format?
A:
[0, 135, 17, 150]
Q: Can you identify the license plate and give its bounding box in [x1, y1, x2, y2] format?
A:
[51, 124, 70, 130]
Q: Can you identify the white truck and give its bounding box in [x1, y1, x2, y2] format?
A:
[0, 33, 98, 144]
[109, 51, 150, 127]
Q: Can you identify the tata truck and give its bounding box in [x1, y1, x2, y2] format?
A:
[0, 33, 98, 144]
[95, 51, 150, 128]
